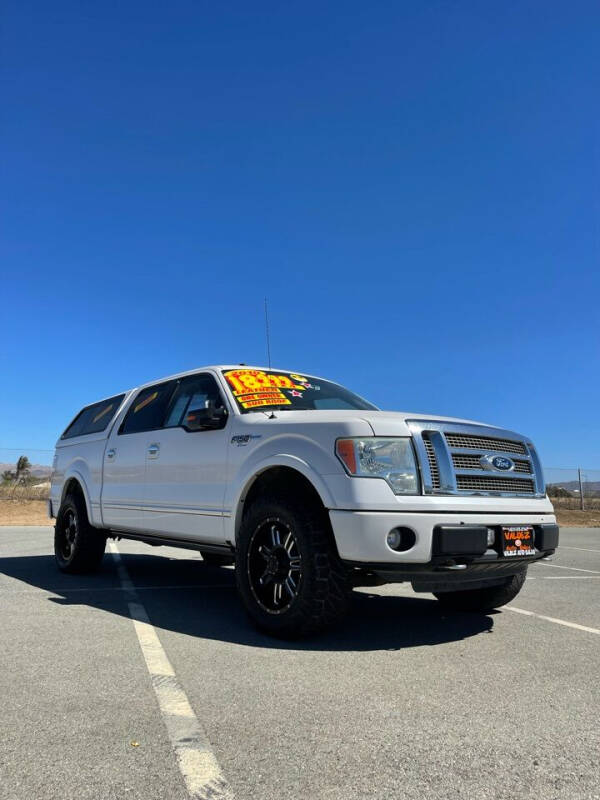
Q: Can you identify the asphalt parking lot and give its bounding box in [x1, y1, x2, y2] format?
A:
[1, 527, 599, 800]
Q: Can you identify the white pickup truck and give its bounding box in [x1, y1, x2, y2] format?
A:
[50, 365, 558, 637]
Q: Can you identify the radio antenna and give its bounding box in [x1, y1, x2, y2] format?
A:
[264, 296, 272, 368]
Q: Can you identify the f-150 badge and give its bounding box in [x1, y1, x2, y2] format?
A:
[231, 434, 262, 446]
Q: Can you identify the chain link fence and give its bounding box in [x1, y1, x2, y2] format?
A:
[1, 448, 599, 511]
[545, 467, 600, 511]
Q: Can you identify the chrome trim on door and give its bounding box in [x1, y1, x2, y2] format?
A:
[102, 502, 232, 517]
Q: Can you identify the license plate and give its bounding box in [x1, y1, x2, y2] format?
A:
[501, 526, 535, 557]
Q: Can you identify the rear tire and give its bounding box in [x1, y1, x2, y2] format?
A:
[434, 569, 527, 612]
[235, 496, 350, 638]
[54, 492, 106, 574]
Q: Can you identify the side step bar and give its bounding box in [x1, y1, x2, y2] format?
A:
[107, 530, 234, 556]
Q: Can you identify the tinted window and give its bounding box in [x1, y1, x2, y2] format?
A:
[164, 374, 226, 431]
[62, 394, 126, 439]
[120, 381, 176, 435]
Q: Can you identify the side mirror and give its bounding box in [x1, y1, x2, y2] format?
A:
[184, 402, 228, 431]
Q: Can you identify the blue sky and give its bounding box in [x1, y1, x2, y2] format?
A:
[1, 0, 599, 469]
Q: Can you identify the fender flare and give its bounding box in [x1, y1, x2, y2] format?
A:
[60, 469, 93, 523]
[225, 454, 335, 543]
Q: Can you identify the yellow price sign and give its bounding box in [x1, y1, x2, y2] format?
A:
[223, 369, 306, 409]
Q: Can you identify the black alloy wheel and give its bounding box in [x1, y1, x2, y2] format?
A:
[235, 496, 351, 638]
[58, 508, 79, 562]
[54, 492, 106, 574]
[247, 518, 303, 614]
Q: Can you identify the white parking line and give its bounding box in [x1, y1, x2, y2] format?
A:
[527, 576, 600, 580]
[506, 606, 600, 636]
[109, 542, 234, 800]
[536, 562, 600, 574]
[560, 546, 600, 553]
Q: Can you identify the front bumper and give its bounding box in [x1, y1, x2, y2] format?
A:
[328, 509, 558, 564]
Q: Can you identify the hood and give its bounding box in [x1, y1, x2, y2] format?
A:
[357, 411, 503, 437]
[245, 409, 503, 437]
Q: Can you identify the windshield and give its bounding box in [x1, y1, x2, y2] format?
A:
[222, 369, 378, 413]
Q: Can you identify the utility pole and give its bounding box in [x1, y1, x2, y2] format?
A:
[578, 468, 585, 511]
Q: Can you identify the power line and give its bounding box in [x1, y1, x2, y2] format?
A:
[0, 447, 54, 452]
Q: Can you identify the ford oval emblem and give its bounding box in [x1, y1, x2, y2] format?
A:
[479, 454, 515, 471]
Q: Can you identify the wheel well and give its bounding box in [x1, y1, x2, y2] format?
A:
[60, 477, 94, 523]
[62, 478, 84, 505]
[238, 467, 332, 538]
[243, 466, 324, 511]
[60, 478, 89, 516]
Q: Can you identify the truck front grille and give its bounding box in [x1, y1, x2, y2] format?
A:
[456, 475, 536, 494]
[407, 420, 545, 497]
[451, 454, 532, 474]
[444, 433, 527, 455]
[423, 435, 441, 489]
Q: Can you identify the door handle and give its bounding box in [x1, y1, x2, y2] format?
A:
[147, 443, 160, 458]
[106, 448, 116, 460]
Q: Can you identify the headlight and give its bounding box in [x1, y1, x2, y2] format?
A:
[335, 437, 420, 495]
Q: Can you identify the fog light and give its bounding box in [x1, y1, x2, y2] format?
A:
[386, 527, 416, 552]
[387, 529, 402, 549]
[487, 528, 495, 547]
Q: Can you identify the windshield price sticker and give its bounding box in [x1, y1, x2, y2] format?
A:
[223, 369, 310, 409]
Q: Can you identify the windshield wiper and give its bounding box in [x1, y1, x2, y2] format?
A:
[245, 405, 307, 414]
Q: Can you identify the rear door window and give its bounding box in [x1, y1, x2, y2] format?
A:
[119, 381, 176, 435]
[62, 394, 126, 439]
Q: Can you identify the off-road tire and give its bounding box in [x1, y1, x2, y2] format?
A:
[54, 492, 106, 573]
[200, 551, 234, 567]
[235, 496, 351, 638]
[434, 568, 527, 612]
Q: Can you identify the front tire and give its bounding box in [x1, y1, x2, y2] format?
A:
[434, 569, 527, 612]
[235, 497, 350, 638]
[54, 492, 106, 573]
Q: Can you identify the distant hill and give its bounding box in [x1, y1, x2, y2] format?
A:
[0, 462, 52, 479]
[547, 480, 600, 494]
